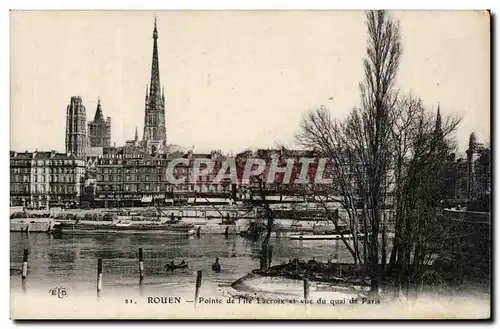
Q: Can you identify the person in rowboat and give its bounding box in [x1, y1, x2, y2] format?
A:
[212, 257, 221, 272]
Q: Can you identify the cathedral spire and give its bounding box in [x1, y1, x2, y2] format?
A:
[143, 17, 167, 150]
[435, 102, 442, 133]
[154, 16, 158, 37]
[135, 126, 138, 141]
[94, 97, 104, 122]
[149, 17, 161, 101]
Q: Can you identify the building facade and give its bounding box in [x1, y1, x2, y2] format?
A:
[65, 96, 88, 158]
[10, 151, 86, 208]
[88, 99, 111, 148]
[93, 149, 171, 208]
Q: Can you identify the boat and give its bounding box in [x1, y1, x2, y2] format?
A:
[54, 218, 196, 234]
[164, 261, 188, 271]
[115, 221, 133, 228]
[443, 208, 490, 224]
[289, 232, 366, 240]
[10, 217, 60, 233]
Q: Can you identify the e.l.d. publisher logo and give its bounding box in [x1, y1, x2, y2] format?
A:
[48, 287, 68, 298]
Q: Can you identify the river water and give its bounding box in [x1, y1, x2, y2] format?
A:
[10, 232, 491, 319]
[10, 232, 350, 298]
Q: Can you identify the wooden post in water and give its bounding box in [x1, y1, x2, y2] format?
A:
[224, 226, 229, 237]
[138, 248, 144, 284]
[196, 226, 201, 238]
[97, 258, 103, 293]
[268, 245, 273, 268]
[303, 278, 310, 300]
[261, 245, 268, 270]
[21, 249, 28, 281]
[194, 270, 202, 306]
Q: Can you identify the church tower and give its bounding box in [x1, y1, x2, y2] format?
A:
[143, 18, 167, 153]
[88, 98, 112, 148]
[65, 96, 88, 158]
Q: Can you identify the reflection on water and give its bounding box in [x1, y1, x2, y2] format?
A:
[10, 232, 353, 297]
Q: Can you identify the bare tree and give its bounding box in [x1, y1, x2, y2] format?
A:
[296, 11, 465, 297]
[296, 10, 402, 294]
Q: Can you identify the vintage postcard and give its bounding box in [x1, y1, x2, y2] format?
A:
[9, 10, 491, 320]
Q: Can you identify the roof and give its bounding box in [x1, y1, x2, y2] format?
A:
[10, 151, 80, 161]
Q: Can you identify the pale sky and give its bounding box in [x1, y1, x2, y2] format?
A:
[10, 10, 490, 154]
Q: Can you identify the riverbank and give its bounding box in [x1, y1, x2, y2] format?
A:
[222, 270, 490, 319]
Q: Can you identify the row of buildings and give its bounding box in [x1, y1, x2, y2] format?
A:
[10, 145, 323, 208]
[9, 135, 490, 209]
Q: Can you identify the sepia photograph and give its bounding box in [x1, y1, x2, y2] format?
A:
[9, 9, 491, 320]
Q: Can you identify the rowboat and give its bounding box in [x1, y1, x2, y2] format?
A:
[289, 232, 366, 240]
